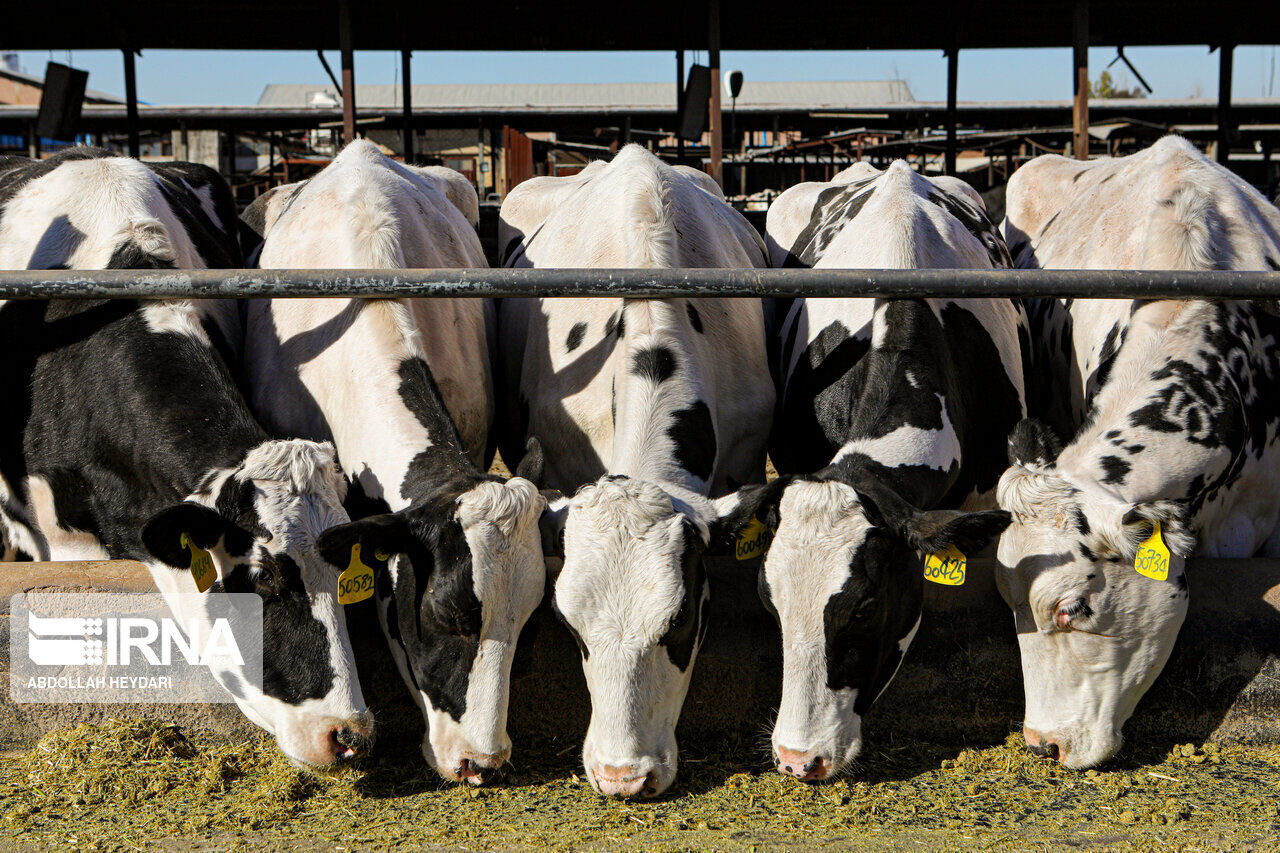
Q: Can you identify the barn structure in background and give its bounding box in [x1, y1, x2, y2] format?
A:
[3, 1, 1279, 196]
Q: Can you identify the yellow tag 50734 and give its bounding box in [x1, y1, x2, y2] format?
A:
[338, 543, 377, 605]
[1134, 520, 1171, 581]
[923, 545, 967, 586]
[735, 518, 775, 561]
[182, 533, 217, 593]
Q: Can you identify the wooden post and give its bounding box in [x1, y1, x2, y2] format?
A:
[401, 49, 414, 163]
[339, 0, 356, 146]
[945, 47, 958, 176]
[707, 0, 723, 187]
[1072, 0, 1089, 160]
[1217, 44, 1234, 166]
[122, 48, 140, 159]
[676, 50, 685, 162]
[26, 121, 39, 159]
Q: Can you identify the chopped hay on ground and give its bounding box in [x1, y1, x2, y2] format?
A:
[2, 721, 1279, 852]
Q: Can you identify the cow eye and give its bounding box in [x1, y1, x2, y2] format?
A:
[1054, 598, 1091, 630]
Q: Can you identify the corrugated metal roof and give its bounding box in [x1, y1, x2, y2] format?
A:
[257, 80, 915, 109]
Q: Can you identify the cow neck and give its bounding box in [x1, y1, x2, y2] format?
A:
[824, 300, 964, 510]
[310, 298, 462, 512]
[1059, 299, 1251, 509]
[607, 298, 712, 496]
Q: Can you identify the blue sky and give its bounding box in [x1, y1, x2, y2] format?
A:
[11, 46, 1280, 105]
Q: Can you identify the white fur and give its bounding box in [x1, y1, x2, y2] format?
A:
[496, 145, 773, 796]
[998, 136, 1280, 768]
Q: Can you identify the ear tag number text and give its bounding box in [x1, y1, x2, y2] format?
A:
[924, 545, 967, 586]
[182, 533, 217, 593]
[736, 517, 775, 561]
[1134, 520, 1170, 581]
[338, 543, 377, 605]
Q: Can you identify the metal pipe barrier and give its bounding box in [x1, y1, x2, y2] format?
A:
[2, 268, 1280, 300]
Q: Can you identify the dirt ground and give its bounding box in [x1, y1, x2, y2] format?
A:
[1, 720, 1278, 853]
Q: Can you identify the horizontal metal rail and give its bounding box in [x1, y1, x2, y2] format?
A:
[2, 268, 1280, 300]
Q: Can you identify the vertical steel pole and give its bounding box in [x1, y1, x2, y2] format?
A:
[1217, 44, 1234, 166]
[402, 49, 414, 163]
[676, 50, 686, 162]
[339, 0, 356, 146]
[708, 0, 723, 187]
[1072, 0, 1089, 160]
[123, 48, 140, 159]
[945, 47, 958, 176]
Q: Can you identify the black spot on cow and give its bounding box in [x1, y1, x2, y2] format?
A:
[1126, 444, 1145, 455]
[667, 401, 716, 483]
[224, 551, 335, 704]
[658, 520, 708, 671]
[783, 177, 879, 267]
[565, 321, 587, 353]
[686, 302, 704, 333]
[1072, 507, 1091, 535]
[631, 346, 678, 384]
[1099, 455, 1131, 485]
[1266, 256, 1280, 271]
[604, 309, 626, 338]
[1079, 543, 1097, 562]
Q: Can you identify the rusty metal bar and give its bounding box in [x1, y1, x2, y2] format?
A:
[1072, 0, 1089, 160]
[2, 268, 1280, 300]
[339, 0, 356, 146]
[707, 0, 723, 187]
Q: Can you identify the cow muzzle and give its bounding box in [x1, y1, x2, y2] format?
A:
[590, 763, 661, 798]
[279, 711, 375, 769]
[1023, 725, 1122, 769]
[775, 746, 836, 782]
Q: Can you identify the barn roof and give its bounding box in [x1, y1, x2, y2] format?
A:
[4, 1, 1275, 51]
[255, 81, 917, 110]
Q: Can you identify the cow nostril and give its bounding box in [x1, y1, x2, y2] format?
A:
[1026, 741, 1060, 760]
[333, 726, 370, 759]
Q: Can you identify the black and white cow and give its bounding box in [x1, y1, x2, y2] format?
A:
[497, 144, 773, 797]
[240, 140, 546, 785]
[714, 161, 1022, 781]
[996, 136, 1280, 769]
[0, 147, 371, 768]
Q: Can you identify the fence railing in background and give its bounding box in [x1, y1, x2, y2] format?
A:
[2, 268, 1280, 300]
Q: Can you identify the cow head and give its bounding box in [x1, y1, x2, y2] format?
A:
[316, 462, 546, 785]
[141, 439, 371, 770]
[995, 419, 1194, 769]
[712, 473, 1010, 782]
[543, 475, 710, 798]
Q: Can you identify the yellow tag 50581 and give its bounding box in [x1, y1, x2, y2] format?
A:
[181, 533, 217, 593]
[338, 543, 377, 605]
[923, 545, 967, 586]
[735, 518, 775, 561]
[1134, 520, 1171, 581]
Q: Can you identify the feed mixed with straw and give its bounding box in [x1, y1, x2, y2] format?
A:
[2, 719, 1278, 851]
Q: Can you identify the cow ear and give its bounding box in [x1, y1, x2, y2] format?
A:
[1121, 500, 1195, 558]
[856, 478, 1011, 556]
[317, 514, 412, 571]
[902, 509, 1013, 556]
[538, 490, 568, 559]
[1008, 418, 1063, 469]
[141, 503, 227, 568]
[514, 436, 546, 486]
[707, 477, 791, 552]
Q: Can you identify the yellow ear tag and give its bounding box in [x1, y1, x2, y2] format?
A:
[338, 543, 377, 605]
[735, 517, 775, 561]
[181, 533, 217, 593]
[923, 545, 967, 586]
[1134, 520, 1171, 581]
